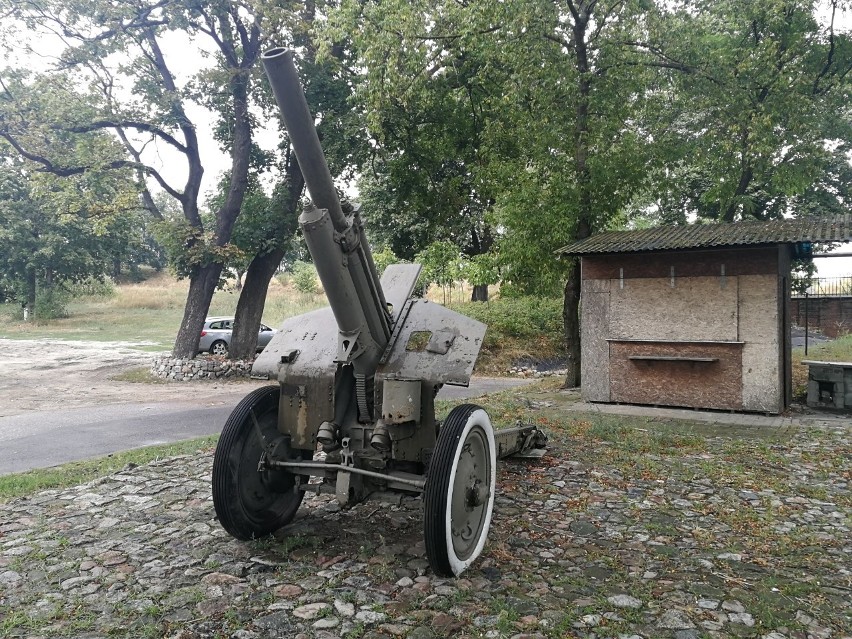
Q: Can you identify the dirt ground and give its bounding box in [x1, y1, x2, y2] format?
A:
[0, 338, 261, 417]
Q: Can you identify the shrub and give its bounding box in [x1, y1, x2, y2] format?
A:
[449, 295, 565, 373]
[372, 247, 402, 277]
[68, 276, 116, 298]
[291, 261, 319, 294]
[452, 296, 563, 341]
[35, 286, 69, 320]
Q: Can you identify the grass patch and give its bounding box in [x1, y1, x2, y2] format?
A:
[110, 366, 168, 383]
[0, 435, 218, 504]
[0, 270, 327, 350]
[1, 610, 39, 636]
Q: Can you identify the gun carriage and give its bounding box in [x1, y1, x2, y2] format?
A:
[211, 48, 546, 577]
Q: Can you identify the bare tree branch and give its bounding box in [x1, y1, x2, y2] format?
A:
[64, 120, 188, 154]
[409, 24, 503, 42]
[813, 0, 838, 95]
[589, 0, 626, 44]
[565, 0, 581, 24]
[0, 128, 180, 203]
[113, 126, 166, 219]
[195, 5, 232, 64]
[542, 31, 574, 51]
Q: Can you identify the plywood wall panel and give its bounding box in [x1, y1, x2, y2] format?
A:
[609, 341, 743, 410]
[609, 277, 738, 342]
[738, 275, 782, 413]
[582, 247, 779, 280]
[581, 288, 611, 401]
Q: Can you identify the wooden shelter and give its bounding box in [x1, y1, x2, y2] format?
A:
[558, 215, 852, 414]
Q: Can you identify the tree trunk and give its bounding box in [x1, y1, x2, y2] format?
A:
[562, 261, 581, 387]
[170, 62, 253, 358]
[228, 248, 286, 360]
[235, 268, 244, 292]
[228, 144, 305, 359]
[471, 284, 488, 302]
[467, 224, 493, 303]
[172, 264, 224, 358]
[224, 0, 315, 360]
[562, 2, 593, 389]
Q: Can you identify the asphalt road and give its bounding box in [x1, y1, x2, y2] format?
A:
[790, 325, 831, 348]
[0, 377, 536, 475]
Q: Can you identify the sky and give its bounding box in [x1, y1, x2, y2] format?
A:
[813, 251, 852, 278]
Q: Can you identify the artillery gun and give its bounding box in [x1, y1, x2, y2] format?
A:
[211, 48, 546, 577]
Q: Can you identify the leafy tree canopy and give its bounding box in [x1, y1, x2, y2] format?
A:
[0, 0, 330, 355]
[641, 0, 852, 223]
[0, 140, 145, 316]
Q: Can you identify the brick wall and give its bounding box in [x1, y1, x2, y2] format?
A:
[790, 297, 852, 338]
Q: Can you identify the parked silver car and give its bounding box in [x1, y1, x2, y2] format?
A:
[198, 317, 276, 356]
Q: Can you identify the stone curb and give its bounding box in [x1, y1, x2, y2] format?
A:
[150, 356, 256, 381]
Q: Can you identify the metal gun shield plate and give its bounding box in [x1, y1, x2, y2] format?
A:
[380, 263, 422, 321]
[424, 404, 496, 577]
[252, 307, 338, 380]
[378, 300, 486, 387]
[252, 264, 424, 381]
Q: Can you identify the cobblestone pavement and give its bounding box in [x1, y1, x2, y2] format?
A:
[1, 401, 850, 639]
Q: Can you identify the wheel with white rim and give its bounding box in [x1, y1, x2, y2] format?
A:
[210, 340, 228, 356]
[424, 404, 496, 577]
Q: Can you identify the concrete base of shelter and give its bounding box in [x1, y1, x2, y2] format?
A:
[562, 398, 850, 430]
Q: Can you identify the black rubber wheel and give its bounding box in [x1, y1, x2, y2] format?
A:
[424, 403, 496, 577]
[210, 340, 228, 356]
[212, 386, 308, 540]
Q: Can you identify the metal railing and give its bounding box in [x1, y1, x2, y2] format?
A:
[791, 276, 852, 297]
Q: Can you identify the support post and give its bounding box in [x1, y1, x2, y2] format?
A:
[804, 292, 809, 356]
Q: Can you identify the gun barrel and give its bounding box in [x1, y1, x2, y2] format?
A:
[261, 47, 347, 232]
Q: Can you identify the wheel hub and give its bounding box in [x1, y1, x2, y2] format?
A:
[449, 427, 492, 559]
[465, 480, 488, 508]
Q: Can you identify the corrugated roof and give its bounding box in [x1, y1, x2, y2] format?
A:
[557, 214, 852, 256]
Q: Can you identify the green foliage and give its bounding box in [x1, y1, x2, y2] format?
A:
[208, 174, 300, 273]
[324, 2, 496, 265]
[417, 240, 465, 289]
[152, 218, 243, 280]
[327, 0, 852, 303]
[325, 0, 653, 296]
[67, 276, 116, 298]
[0, 0, 323, 356]
[371, 247, 404, 277]
[791, 258, 817, 295]
[34, 286, 69, 320]
[642, 0, 852, 222]
[0, 145, 142, 318]
[463, 253, 500, 288]
[291, 261, 319, 294]
[454, 296, 562, 343]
